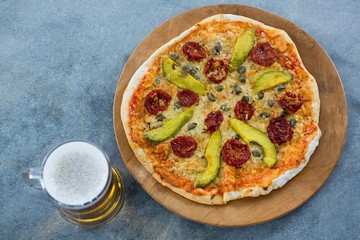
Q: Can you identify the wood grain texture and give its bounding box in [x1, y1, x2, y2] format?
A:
[113, 5, 347, 226]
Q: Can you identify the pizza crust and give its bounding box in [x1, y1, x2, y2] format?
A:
[153, 173, 223, 205]
[121, 14, 321, 205]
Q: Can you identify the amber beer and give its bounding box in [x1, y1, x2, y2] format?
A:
[31, 141, 124, 227]
[58, 168, 124, 227]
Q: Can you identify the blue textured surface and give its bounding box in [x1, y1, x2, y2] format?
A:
[1, 0, 359, 239]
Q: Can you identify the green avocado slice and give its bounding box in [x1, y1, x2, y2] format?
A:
[253, 70, 292, 93]
[162, 57, 206, 95]
[144, 107, 194, 142]
[229, 28, 256, 72]
[229, 118, 277, 168]
[194, 130, 221, 188]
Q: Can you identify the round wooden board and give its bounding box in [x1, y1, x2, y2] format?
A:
[113, 5, 347, 227]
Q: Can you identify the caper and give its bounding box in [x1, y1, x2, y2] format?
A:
[237, 66, 246, 74]
[215, 85, 224, 92]
[211, 49, 219, 56]
[169, 53, 179, 61]
[290, 118, 297, 127]
[233, 134, 240, 140]
[220, 103, 231, 111]
[207, 92, 216, 102]
[268, 99, 275, 107]
[242, 95, 250, 102]
[280, 111, 289, 117]
[189, 68, 197, 75]
[155, 114, 166, 122]
[250, 142, 264, 160]
[174, 101, 182, 109]
[257, 91, 264, 99]
[188, 122, 198, 130]
[233, 85, 242, 95]
[252, 150, 261, 157]
[239, 76, 246, 83]
[215, 41, 222, 52]
[277, 84, 286, 91]
[182, 65, 191, 73]
[259, 112, 270, 119]
[154, 76, 161, 84]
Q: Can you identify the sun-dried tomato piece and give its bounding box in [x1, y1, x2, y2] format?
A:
[144, 89, 172, 115]
[177, 90, 199, 107]
[267, 117, 293, 145]
[170, 136, 197, 158]
[251, 42, 278, 66]
[221, 139, 250, 168]
[182, 42, 206, 62]
[278, 91, 304, 113]
[204, 59, 229, 83]
[204, 110, 224, 133]
[234, 100, 255, 121]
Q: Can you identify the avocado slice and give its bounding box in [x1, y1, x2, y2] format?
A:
[229, 28, 256, 72]
[229, 118, 277, 168]
[144, 107, 194, 142]
[162, 57, 206, 95]
[194, 130, 221, 188]
[253, 70, 292, 93]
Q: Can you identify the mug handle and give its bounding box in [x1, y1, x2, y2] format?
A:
[22, 168, 44, 190]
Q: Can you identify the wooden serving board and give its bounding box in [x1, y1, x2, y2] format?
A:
[113, 5, 347, 226]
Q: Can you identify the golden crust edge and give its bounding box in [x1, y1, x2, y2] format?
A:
[153, 173, 224, 205]
[120, 14, 322, 205]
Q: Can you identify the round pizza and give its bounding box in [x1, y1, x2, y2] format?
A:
[121, 14, 321, 204]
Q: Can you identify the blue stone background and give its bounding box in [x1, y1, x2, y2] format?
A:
[1, 0, 359, 239]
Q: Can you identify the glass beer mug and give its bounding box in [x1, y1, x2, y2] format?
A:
[22, 140, 125, 227]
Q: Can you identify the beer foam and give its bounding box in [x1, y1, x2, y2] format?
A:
[43, 141, 109, 206]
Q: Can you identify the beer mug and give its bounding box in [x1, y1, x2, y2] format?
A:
[22, 140, 125, 227]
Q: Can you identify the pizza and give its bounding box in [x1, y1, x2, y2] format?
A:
[121, 14, 321, 205]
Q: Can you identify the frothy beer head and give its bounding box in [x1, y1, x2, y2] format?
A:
[43, 141, 109, 206]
